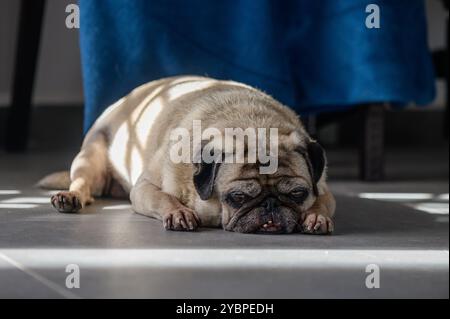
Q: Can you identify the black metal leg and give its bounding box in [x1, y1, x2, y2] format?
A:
[359, 104, 386, 181]
[5, 0, 46, 152]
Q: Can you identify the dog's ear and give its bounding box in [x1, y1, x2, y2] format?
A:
[193, 142, 222, 201]
[193, 161, 221, 200]
[296, 141, 326, 196]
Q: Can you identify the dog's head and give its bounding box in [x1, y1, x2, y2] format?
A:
[192, 132, 326, 234]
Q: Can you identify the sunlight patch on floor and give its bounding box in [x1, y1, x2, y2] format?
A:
[0, 249, 448, 270]
[0, 204, 38, 209]
[103, 204, 132, 210]
[0, 190, 21, 195]
[1, 197, 49, 204]
[411, 203, 449, 215]
[358, 193, 434, 201]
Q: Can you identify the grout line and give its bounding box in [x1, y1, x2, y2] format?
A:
[0, 252, 81, 299]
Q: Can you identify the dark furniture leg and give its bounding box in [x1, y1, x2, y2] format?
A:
[5, 0, 46, 152]
[431, 1, 448, 138]
[305, 114, 318, 139]
[445, 1, 449, 139]
[359, 104, 386, 181]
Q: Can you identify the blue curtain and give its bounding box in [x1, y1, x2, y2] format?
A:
[79, 0, 435, 132]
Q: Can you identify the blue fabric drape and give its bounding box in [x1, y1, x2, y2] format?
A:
[79, 0, 435, 132]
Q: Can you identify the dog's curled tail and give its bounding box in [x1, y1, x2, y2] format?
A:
[37, 171, 71, 190]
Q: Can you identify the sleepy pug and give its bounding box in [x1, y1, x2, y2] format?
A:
[39, 76, 335, 234]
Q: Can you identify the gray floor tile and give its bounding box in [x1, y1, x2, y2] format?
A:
[0, 150, 448, 298]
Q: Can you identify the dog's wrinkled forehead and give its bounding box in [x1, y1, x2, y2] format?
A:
[193, 129, 324, 201]
[216, 132, 311, 185]
[216, 151, 313, 193]
[280, 131, 308, 151]
[239, 130, 308, 153]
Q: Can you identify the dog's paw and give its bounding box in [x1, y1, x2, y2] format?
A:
[300, 213, 334, 235]
[51, 191, 82, 213]
[163, 207, 201, 231]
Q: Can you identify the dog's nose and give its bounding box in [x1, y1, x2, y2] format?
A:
[263, 197, 278, 212]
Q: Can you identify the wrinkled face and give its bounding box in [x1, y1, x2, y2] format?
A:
[192, 136, 326, 234]
[215, 152, 318, 234]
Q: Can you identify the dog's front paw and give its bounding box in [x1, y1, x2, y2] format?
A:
[51, 191, 82, 213]
[300, 213, 334, 235]
[163, 207, 201, 231]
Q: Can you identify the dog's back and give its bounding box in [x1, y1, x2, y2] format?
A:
[83, 76, 302, 189]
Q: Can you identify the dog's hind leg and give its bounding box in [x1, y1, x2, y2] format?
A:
[51, 133, 108, 213]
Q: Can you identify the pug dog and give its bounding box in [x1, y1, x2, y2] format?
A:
[39, 76, 335, 234]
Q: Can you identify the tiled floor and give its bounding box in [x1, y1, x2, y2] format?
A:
[0, 150, 448, 298]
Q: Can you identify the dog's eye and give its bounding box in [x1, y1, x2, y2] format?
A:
[290, 187, 309, 202]
[227, 192, 249, 205]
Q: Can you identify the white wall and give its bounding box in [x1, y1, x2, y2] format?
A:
[426, 0, 447, 50]
[34, 0, 83, 105]
[0, 0, 447, 108]
[0, 0, 83, 106]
